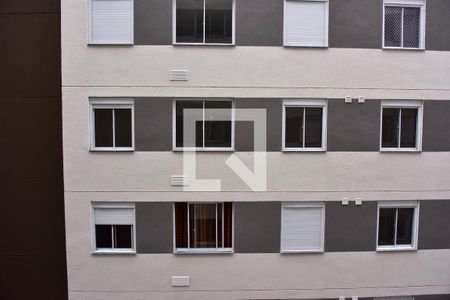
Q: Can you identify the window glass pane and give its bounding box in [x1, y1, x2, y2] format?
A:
[382, 108, 400, 148]
[176, 0, 204, 43]
[205, 0, 233, 44]
[189, 204, 217, 248]
[114, 225, 133, 248]
[396, 208, 414, 245]
[176, 101, 203, 148]
[400, 108, 417, 148]
[385, 6, 402, 47]
[95, 225, 112, 248]
[285, 107, 303, 148]
[403, 7, 420, 48]
[223, 202, 233, 248]
[304, 108, 323, 148]
[204, 101, 232, 148]
[175, 203, 188, 248]
[114, 109, 132, 147]
[378, 208, 396, 246]
[94, 109, 113, 147]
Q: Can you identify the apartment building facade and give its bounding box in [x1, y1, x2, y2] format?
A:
[62, 0, 450, 299]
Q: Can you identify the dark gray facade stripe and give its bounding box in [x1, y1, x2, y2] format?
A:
[136, 202, 173, 253]
[416, 295, 450, 300]
[235, 0, 283, 46]
[325, 201, 377, 252]
[234, 202, 281, 253]
[422, 101, 450, 151]
[418, 200, 450, 250]
[327, 100, 381, 151]
[426, 0, 450, 51]
[329, 0, 383, 49]
[134, 0, 172, 45]
[235, 99, 282, 151]
[135, 98, 173, 151]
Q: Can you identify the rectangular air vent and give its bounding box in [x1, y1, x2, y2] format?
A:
[170, 70, 189, 81]
[172, 276, 190, 287]
[171, 175, 189, 186]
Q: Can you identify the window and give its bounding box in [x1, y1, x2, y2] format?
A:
[281, 202, 325, 253]
[283, 100, 327, 151]
[174, 203, 233, 253]
[174, 99, 233, 150]
[93, 203, 135, 253]
[90, 99, 134, 151]
[383, 0, 425, 49]
[380, 101, 423, 151]
[284, 0, 329, 47]
[89, 0, 134, 44]
[174, 0, 234, 45]
[377, 201, 419, 251]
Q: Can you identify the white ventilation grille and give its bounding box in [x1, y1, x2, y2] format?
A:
[170, 70, 189, 81]
[171, 175, 189, 186]
[89, 0, 134, 44]
[284, 0, 328, 47]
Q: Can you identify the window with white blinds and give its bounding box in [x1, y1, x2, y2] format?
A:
[281, 203, 325, 252]
[284, 0, 329, 47]
[89, 0, 134, 44]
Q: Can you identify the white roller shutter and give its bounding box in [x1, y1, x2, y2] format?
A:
[90, 0, 134, 44]
[281, 205, 324, 251]
[94, 207, 135, 225]
[284, 0, 328, 47]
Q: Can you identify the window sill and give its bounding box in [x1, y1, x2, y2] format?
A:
[173, 43, 235, 47]
[175, 248, 233, 255]
[173, 147, 234, 152]
[376, 246, 417, 252]
[282, 148, 326, 152]
[93, 249, 136, 255]
[90, 148, 135, 152]
[379, 148, 421, 153]
[281, 249, 324, 254]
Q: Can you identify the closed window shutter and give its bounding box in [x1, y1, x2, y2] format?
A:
[284, 0, 328, 47]
[90, 0, 133, 44]
[281, 206, 323, 251]
[94, 208, 135, 224]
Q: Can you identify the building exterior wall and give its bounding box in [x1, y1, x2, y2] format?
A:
[62, 0, 450, 299]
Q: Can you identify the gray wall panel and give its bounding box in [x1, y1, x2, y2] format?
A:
[422, 101, 450, 151]
[329, 0, 383, 49]
[327, 100, 381, 151]
[135, 98, 173, 151]
[235, 0, 283, 46]
[235, 99, 282, 151]
[234, 202, 281, 253]
[136, 202, 173, 253]
[426, 0, 450, 51]
[134, 0, 172, 45]
[418, 200, 450, 250]
[325, 201, 377, 252]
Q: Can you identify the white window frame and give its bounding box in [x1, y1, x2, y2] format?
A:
[89, 98, 135, 152]
[91, 202, 136, 254]
[280, 202, 325, 253]
[172, 99, 235, 152]
[88, 0, 135, 45]
[172, 0, 236, 46]
[376, 201, 419, 252]
[379, 100, 423, 152]
[282, 99, 328, 152]
[172, 202, 234, 254]
[283, 0, 329, 47]
[382, 0, 426, 50]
